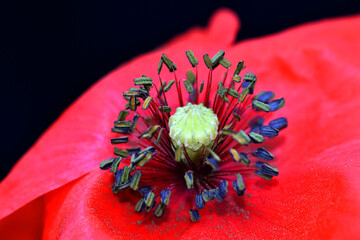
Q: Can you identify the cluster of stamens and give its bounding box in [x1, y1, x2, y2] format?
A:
[100, 50, 287, 221]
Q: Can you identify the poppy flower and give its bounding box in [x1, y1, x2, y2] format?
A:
[1, 8, 360, 239]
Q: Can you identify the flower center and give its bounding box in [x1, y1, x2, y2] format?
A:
[99, 50, 287, 222]
[169, 103, 219, 164]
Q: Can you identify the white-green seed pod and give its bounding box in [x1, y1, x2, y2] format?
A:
[169, 103, 219, 164]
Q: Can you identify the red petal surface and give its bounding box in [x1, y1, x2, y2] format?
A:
[1, 8, 360, 239]
[41, 140, 360, 239]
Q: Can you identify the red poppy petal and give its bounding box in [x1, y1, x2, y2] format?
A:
[0, 196, 45, 240]
[42, 139, 360, 239]
[182, 139, 360, 239]
[221, 14, 360, 166]
[0, 9, 240, 220]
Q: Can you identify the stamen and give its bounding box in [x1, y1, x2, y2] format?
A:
[199, 81, 204, 93]
[114, 147, 128, 158]
[268, 98, 285, 111]
[229, 148, 240, 162]
[156, 128, 163, 144]
[255, 161, 279, 176]
[99, 158, 114, 170]
[211, 50, 225, 69]
[184, 171, 194, 189]
[139, 125, 160, 139]
[234, 61, 245, 75]
[239, 152, 250, 166]
[189, 209, 200, 222]
[110, 156, 122, 173]
[114, 121, 132, 128]
[224, 87, 240, 99]
[252, 99, 271, 112]
[193, 142, 204, 152]
[117, 110, 129, 121]
[220, 58, 231, 69]
[130, 171, 142, 190]
[120, 165, 130, 184]
[239, 87, 249, 102]
[129, 96, 137, 111]
[195, 193, 205, 209]
[232, 74, 241, 83]
[186, 71, 196, 84]
[218, 180, 229, 199]
[259, 126, 279, 138]
[207, 149, 220, 162]
[175, 147, 182, 162]
[233, 173, 246, 196]
[157, 57, 163, 75]
[135, 198, 145, 213]
[206, 157, 219, 169]
[186, 50, 199, 67]
[232, 130, 250, 145]
[249, 132, 265, 143]
[144, 191, 155, 207]
[160, 189, 171, 206]
[202, 190, 214, 202]
[134, 76, 153, 86]
[269, 117, 288, 130]
[158, 106, 172, 113]
[163, 80, 175, 92]
[139, 185, 152, 196]
[111, 137, 129, 144]
[154, 203, 166, 217]
[203, 54, 212, 69]
[254, 91, 275, 102]
[142, 96, 153, 110]
[252, 147, 274, 160]
[161, 54, 177, 72]
[183, 79, 194, 94]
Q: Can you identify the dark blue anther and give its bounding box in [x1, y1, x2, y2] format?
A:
[268, 98, 285, 111]
[145, 200, 156, 212]
[146, 146, 156, 154]
[126, 147, 141, 155]
[139, 185, 152, 196]
[255, 161, 265, 169]
[202, 190, 214, 202]
[233, 174, 246, 196]
[255, 161, 279, 176]
[154, 202, 166, 218]
[212, 188, 224, 202]
[255, 170, 273, 181]
[255, 91, 275, 102]
[252, 147, 274, 160]
[114, 169, 124, 186]
[160, 189, 171, 205]
[260, 126, 279, 138]
[206, 157, 219, 169]
[218, 180, 228, 199]
[249, 116, 264, 133]
[99, 158, 114, 170]
[117, 181, 132, 191]
[189, 209, 200, 221]
[269, 117, 288, 130]
[241, 81, 251, 88]
[195, 194, 205, 209]
[239, 152, 250, 166]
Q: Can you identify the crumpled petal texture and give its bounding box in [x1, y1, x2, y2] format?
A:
[1, 8, 360, 240]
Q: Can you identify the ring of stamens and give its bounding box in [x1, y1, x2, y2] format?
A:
[100, 50, 287, 221]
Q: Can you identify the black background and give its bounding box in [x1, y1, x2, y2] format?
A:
[1, 0, 359, 180]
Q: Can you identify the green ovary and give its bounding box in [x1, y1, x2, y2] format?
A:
[169, 103, 219, 164]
